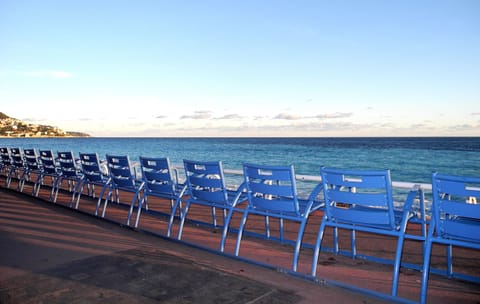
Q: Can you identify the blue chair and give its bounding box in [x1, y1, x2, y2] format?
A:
[138, 156, 187, 228]
[420, 173, 480, 303]
[38, 150, 60, 201]
[235, 163, 324, 272]
[0, 148, 12, 182]
[8, 148, 25, 190]
[72, 152, 111, 209]
[23, 148, 43, 195]
[311, 167, 420, 297]
[55, 151, 83, 204]
[168, 160, 247, 252]
[100, 155, 145, 226]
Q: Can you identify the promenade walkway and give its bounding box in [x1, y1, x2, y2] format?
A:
[1, 178, 479, 303]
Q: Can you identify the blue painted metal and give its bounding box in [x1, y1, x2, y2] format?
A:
[168, 159, 247, 251]
[138, 156, 187, 229]
[8, 148, 25, 190]
[420, 173, 480, 303]
[22, 148, 43, 195]
[38, 149, 61, 201]
[0, 148, 12, 185]
[236, 163, 324, 272]
[55, 151, 83, 204]
[311, 167, 421, 297]
[102, 155, 145, 226]
[73, 152, 111, 210]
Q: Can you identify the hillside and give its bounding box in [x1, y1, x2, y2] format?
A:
[0, 112, 90, 137]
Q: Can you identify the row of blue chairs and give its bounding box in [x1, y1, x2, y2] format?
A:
[1, 146, 478, 303]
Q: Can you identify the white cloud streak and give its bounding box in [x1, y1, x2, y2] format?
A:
[180, 111, 212, 119]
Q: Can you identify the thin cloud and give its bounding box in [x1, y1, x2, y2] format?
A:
[274, 113, 303, 120]
[471, 112, 480, 116]
[275, 112, 353, 120]
[315, 112, 353, 119]
[180, 111, 212, 119]
[215, 114, 243, 120]
[448, 123, 480, 131]
[409, 123, 433, 129]
[155, 115, 168, 119]
[23, 70, 73, 79]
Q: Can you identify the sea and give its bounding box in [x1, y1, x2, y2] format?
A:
[1, 137, 479, 202]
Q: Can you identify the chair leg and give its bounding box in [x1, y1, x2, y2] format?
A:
[17, 171, 26, 192]
[177, 202, 191, 240]
[52, 177, 61, 203]
[6, 168, 13, 187]
[31, 175, 39, 197]
[220, 207, 235, 252]
[351, 229, 356, 258]
[134, 193, 146, 228]
[279, 218, 284, 242]
[311, 217, 327, 276]
[391, 233, 406, 296]
[101, 195, 110, 218]
[211, 206, 217, 227]
[265, 215, 270, 239]
[126, 191, 139, 226]
[98, 187, 112, 217]
[167, 198, 182, 237]
[447, 244, 453, 278]
[95, 188, 106, 215]
[235, 210, 250, 256]
[34, 175, 43, 197]
[333, 226, 339, 254]
[70, 180, 83, 208]
[420, 239, 433, 304]
[144, 196, 149, 211]
[74, 182, 86, 209]
[292, 219, 307, 272]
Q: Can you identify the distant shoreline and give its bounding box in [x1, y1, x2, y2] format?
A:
[0, 135, 90, 138]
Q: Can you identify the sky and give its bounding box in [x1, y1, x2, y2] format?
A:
[1, 0, 479, 137]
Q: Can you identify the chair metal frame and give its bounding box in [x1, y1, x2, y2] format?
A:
[55, 151, 83, 204]
[420, 173, 480, 303]
[22, 148, 43, 195]
[235, 163, 324, 271]
[0, 148, 13, 186]
[138, 156, 187, 229]
[7, 147, 25, 190]
[38, 150, 61, 201]
[168, 159, 247, 252]
[311, 167, 421, 297]
[0, 147, 9, 176]
[72, 152, 111, 209]
[99, 155, 145, 226]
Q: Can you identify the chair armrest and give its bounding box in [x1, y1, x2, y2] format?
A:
[304, 183, 325, 213]
[172, 167, 180, 185]
[133, 179, 145, 191]
[231, 182, 248, 206]
[399, 186, 423, 227]
[177, 183, 188, 197]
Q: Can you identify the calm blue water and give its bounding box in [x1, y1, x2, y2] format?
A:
[1, 137, 479, 195]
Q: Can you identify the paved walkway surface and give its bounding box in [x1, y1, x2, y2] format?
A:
[0, 188, 383, 304]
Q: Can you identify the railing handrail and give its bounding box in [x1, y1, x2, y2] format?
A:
[222, 168, 433, 191]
